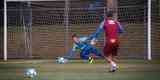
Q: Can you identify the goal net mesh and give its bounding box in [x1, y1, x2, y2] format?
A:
[6, 0, 160, 59]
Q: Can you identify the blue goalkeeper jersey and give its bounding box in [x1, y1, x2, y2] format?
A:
[72, 37, 91, 52]
[66, 36, 96, 58]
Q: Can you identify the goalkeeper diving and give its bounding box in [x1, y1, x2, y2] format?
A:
[64, 33, 103, 64]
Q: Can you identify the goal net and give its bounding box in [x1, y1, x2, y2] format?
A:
[5, 0, 160, 59]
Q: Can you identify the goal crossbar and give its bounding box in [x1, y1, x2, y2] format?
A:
[6, 0, 65, 2]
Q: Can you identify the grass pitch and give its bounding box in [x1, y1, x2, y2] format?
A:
[0, 59, 160, 80]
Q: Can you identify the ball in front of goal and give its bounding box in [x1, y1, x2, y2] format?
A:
[25, 68, 37, 78]
[57, 57, 68, 64]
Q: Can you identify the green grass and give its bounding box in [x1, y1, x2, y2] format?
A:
[0, 59, 160, 80]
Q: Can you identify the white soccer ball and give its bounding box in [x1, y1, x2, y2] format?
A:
[25, 68, 37, 78]
[57, 57, 68, 64]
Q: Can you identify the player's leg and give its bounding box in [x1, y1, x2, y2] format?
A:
[103, 42, 117, 72]
[63, 49, 77, 59]
[80, 48, 90, 62]
[109, 57, 117, 72]
[109, 42, 119, 72]
[90, 46, 103, 58]
[86, 45, 98, 64]
[80, 46, 95, 64]
[104, 54, 116, 72]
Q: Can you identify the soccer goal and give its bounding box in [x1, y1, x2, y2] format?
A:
[4, 0, 155, 60]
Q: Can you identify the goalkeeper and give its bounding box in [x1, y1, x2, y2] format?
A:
[64, 33, 103, 63]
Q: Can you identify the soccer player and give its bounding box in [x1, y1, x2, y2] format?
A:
[65, 33, 103, 64]
[90, 11, 124, 72]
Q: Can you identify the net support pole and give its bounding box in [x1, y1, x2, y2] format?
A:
[4, 0, 7, 61]
[27, 1, 33, 58]
[147, 0, 152, 60]
[64, 0, 69, 52]
[106, 0, 118, 20]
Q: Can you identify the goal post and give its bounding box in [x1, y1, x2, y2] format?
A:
[4, 0, 7, 61]
[147, 0, 152, 60]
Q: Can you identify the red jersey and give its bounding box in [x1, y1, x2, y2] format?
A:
[104, 19, 119, 42]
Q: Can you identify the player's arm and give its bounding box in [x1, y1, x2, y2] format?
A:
[88, 20, 105, 40]
[117, 21, 125, 33]
[64, 44, 78, 58]
[79, 37, 89, 42]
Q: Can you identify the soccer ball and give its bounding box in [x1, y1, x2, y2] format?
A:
[57, 57, 68, 64]
[25, 68, 37, 78]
